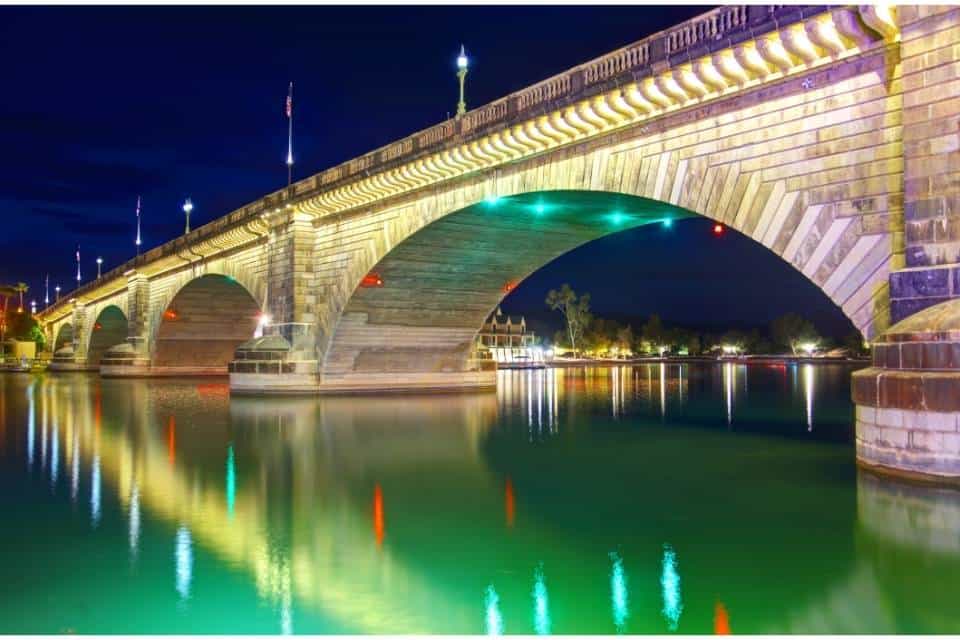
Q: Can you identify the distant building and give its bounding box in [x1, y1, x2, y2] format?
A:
[476, 307, 544, 366]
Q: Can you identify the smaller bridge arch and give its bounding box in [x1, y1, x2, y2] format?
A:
[84, 305, 128, 366]
[151, 273, 263, 374]
[53, 323, 74, 353]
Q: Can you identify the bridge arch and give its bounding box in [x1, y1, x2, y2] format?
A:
[320, 177, 894, 384]
[84, 305, 129, 366]
[152, 273, 263, 372]
[53, 323, 74, 353]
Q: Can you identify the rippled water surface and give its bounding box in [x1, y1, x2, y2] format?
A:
[2, 363, 959, 634]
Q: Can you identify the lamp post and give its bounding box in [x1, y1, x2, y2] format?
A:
[183, 198, 193, 235]
[456, 45, 468, 117]
[55, 286, 61, 302]
[30, 300, 36, 315]
[96, 257, 103, 279]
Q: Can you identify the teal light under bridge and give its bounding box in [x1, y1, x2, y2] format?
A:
[462, 190, 697, 230]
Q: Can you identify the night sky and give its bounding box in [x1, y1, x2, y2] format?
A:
[0, 5, 855, 338]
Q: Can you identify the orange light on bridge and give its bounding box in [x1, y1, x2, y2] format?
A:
[94, 322, 103, 330]
[504, 476, 515, 528]
[502, 280, 518, 294]
[713, 223, 724, 236]
[163, 309, 178, 321]
[373, 483, 385, 547]
[714, 601, 731, 634]
[361, 272, 384, 288]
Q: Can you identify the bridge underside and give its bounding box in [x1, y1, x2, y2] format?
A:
[317, 191, 691, 392]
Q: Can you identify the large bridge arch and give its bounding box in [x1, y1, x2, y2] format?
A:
[320, 185, 886, 385]
[151, 273, 263, 373]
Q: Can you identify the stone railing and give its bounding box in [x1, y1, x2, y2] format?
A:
[40, 5, 829, 319]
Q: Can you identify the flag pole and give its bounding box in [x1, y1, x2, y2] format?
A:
[286, 81, 294, 187]
[135, 195, 142, 256]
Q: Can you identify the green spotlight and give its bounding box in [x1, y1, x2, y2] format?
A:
[609, 211, 626, 224]
[534, 202, 546, 215]
[663, 218, 673, 228]
[484, 194, 501, 206]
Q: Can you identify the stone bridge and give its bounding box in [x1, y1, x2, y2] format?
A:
[34, 6, 960, 479]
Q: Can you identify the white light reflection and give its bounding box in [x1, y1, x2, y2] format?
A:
[532, 563, 550, 635]
[610, 551, 629, 633]
[723, 362, 734, 426]
[90, 455, 101, 527]
[659, 363, 666, 418]
[40, 403, 48, 470]
[129, 484, 141, 557]
[661, 544, 683, 631]
[50, 418, 58, 489]
[176, 525, 193, 601]
[280, 569, 293, 635]
[26, 383, 35, 468]
[71, 432, 80, 502]
[484, 585, 504, 635]
[803, 364, 815, 432]
[226, 444, 236, 517]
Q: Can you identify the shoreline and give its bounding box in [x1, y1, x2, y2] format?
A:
[503, 355, 870, 369]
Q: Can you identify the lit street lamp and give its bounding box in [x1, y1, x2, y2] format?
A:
[183, 198, 193, 235]
[55, 285, 61, 302]
[30, 300, 36, 315]
[456, 45, 468, 117]
[96, 257, 103, 278]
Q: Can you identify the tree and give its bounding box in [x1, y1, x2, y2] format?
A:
[14, 282, 27, 312]
[545, 284, 592, 357]
[769, 313, 820, 355]
[641, 314, 666, 353]
[616, 325, 635, 354]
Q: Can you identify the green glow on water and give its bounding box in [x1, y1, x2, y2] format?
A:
[1, 365, 959, 634]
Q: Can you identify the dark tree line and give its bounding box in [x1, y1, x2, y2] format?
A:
[546, 284, 867, 358]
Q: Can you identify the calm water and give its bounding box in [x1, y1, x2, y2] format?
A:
[1, 363, 959, 634]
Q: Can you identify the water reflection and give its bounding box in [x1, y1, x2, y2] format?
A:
[609, 551, 629, 633]
[484, 585, 503, 635]
[660, 544, 682, 631]
[4, 367, 960, 634]
[175, 525, 193, 601]
[532, 563, 550, 635]
[90, 454, 101, 527]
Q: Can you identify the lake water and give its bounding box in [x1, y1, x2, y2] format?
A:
[1, 363, 959, 634]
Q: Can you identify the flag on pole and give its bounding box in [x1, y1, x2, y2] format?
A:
[286, 82, 294, 184]
[135, 195, 142, 253]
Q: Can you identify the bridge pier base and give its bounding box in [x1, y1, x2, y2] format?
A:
[854, 299, 960, 484]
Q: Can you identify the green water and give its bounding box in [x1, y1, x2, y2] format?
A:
[1, 363, 959, 634]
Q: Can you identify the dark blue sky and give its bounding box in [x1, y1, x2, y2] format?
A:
[0, 5, 855, 338]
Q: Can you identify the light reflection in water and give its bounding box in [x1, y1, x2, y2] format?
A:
[484, 585, 504, 635]
[714, 601, 731, 634]
[226, 444, 236, 517]
[532, 563, 550, 635]
[50, 418, 58, 489]
[40, 398, 47, 470]
[129, 484, 140, 557]
[26, 382, 35, 468]
[70, 431, 79, 502]
[659, 363, 667, 418]
[504, 477, 515, 529]
[803, 364, 815, 432]
[90, 454, 101, 527]
[723, 363, 734, 426]
[176, 525, 193, 601]
[661, 544, 682, 631]
[609, 551, 629, 633]
[373, 484, 385, 548]
[167, 416, 176, 466]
